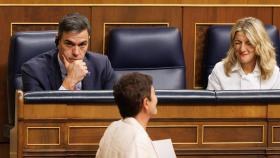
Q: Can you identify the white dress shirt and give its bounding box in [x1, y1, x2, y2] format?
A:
[96, 117, 158, 158]
[207, 61, 280, 90]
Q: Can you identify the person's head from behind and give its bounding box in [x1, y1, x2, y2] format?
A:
[224, 17, 276, 80]
[56, 12, 91, 64]
[113, 72, 158, 119]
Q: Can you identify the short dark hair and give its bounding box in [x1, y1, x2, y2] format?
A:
[113, 72, 153, 118]
[55, 12, 91, 46]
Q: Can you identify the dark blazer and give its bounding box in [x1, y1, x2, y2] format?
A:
[21, 49, 116, 91]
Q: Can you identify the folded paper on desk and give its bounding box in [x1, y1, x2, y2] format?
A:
[152, 139, 176, 158]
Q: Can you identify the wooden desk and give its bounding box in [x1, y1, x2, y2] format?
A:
[12, 90, 280, 158]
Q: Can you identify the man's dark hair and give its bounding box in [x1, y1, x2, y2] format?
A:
[55, 12, 91, 46]
[113, 72, 153, 118]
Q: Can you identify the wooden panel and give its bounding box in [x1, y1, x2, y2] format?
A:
[11, 23, 58, 36]
[203, 125, 264, 144]
[183, 7, 272, 89]
[147, 125, 198, 144]
[272, 8, 280, 37]
[26, 127, 60, 145]
[156, 104, 267, 119]
[22, 123, 64, 158]
[268, 121, 280, 150]
[22, 103, 267, 119]
[68, 126, 106, 145]
[268, 104, 280, 118]
[272, 126, 280, 143]
[67, 104, 120, 119]
[23, 104, 67, 119]
[22, 104, 120, 119]
[0, 143, 9, 158]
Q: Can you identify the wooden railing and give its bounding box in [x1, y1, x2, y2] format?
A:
[11, 89, 280, 157]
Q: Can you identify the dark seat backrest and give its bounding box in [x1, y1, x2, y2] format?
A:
[107, 27, 186, 89]
[202, 25, 280, 88]
[7, 31, 57, 125]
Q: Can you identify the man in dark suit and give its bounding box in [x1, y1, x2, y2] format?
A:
[22, 13, 116, 91]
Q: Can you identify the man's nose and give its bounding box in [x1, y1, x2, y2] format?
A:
[72, 46, 80, 56]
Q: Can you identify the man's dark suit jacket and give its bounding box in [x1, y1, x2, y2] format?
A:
[21, 49, 116, 91]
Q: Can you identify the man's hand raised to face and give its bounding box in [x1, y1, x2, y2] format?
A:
[61, 55, 88, 90]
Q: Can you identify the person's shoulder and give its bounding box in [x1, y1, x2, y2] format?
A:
[271, 65, 280, 77]
[215, 60, 224, 67]
[212, 61, 225, 72]
[24, 49, 57, 65]
[85, 51, 112, 69]
[113, 119, 140, 135]
[274, 65, 279, 71]
[86, 51, 108, 61]
[104, 119, 138, 142]
[107, 119, 122, 128]
[22, 49, 57, 71]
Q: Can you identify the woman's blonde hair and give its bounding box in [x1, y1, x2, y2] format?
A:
[223, 17, 276, 80]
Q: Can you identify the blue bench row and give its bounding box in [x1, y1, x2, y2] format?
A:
[24, 89, 280, 104]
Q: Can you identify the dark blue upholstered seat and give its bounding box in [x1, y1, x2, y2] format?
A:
[202, 25, 280, 88]
[107, 27, 186, 89]
[7, 31, 57, 126]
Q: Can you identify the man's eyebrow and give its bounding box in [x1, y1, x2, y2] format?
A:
[64, 40, 75, 44]
[78, 41, 88, 45]
[64, 40, 88, 45]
